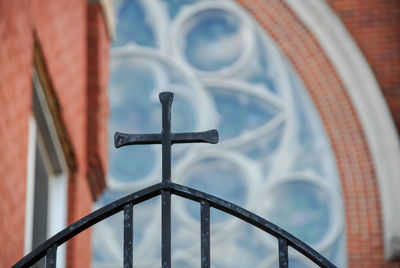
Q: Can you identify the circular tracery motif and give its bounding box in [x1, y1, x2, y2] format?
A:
[171, 2, 255, 76]
[94, 0, 347, 267]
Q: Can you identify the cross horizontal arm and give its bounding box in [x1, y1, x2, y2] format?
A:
[115, 132, 162, 148]
[115, 129, 219, 148]
[172, 130, 218, 144]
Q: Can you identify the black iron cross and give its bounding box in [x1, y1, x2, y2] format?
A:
[115, 91, 218, 267]
[114, 91, 219, 182]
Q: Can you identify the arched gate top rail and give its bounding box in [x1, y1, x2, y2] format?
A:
[14, 92, 336, 268]
[13, 181, 336, 268]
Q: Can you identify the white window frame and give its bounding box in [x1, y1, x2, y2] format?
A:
[24, 70, 69, 268]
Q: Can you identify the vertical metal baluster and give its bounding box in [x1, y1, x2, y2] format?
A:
[124, 203, 133, 268]
[200, 201, 210, 268]
[159, 92, 172, 183]
[161, 190, 171, 268]
[278, 239, 288, 268]
[46, 245, 57, 268]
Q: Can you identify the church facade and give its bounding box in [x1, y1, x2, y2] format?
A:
[1, 0, 400, 267]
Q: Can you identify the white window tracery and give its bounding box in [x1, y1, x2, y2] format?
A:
[93, 1, 347, 267]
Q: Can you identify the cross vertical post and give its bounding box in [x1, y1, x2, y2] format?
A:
[159, 92, 173, 267]
[160, 92, 173, 182]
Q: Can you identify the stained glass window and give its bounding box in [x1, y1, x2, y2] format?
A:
[93, 1, 347, 267]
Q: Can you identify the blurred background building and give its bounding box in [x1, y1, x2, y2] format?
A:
[0, 0, 112, 267]
[1, 0, 400, 267]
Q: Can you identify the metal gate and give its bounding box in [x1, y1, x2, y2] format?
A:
[13, 92, 336, 268]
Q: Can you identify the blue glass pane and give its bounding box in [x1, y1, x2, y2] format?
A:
[174, 260, 192, 268]
[211, 245, 264, 268]
[108, 62, 161, 182]
[161, 0, 198, 18]
[235, 225, 273, 263]
[241, 124, 284, 161]
[209, 88, 279, 141]
[184, 158, 247, 222]
[92, 212, 124, 264]
[185, 10, 242, 71]
[132, 197, 160, 247]
[328, 235, 346, 267]
[292, 153, 325, 178]
[109, 145, 155, 182]
[247, 71, 277, 94]
[270, 258, 317, 268]
[97, 187, 126, 205]
[114, 0, 155, 47]
[266, 181, 331, 245]
[246, 37, 279, 94]
[109, 63, 160, 133]
[171, 93, 195, 132]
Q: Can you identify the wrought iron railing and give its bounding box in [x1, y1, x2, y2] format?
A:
[13, 92, 336, 268]
[13, 181, 336, 268]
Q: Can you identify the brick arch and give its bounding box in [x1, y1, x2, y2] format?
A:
[236, 0, 392, 266]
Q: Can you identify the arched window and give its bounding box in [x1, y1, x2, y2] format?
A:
[93, 1, 346, 267]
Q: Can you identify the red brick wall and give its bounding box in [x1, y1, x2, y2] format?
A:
[237, 1, 399, 267]
[327, 0, 400, 132]
[326, 1, 400, 265]
[0, 1, 34, 265]
[66, 173, 94, 268]
[67, 4, 110, 268]
[87, 3, 110, 200]
[0, 0, 109, 267]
